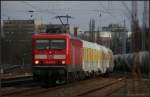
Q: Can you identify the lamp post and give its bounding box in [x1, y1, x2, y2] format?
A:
[22, 53, 27, 69]
[0, 21, 3, 73]
[98, 11, 101, 44]
[0, 43, 3, 73]
[28, 10, 34, 20]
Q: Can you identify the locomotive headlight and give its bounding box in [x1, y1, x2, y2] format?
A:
[62, 60, 65, 64]
[35, 60, 39, 64]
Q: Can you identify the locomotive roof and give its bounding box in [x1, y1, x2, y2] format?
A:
[32, 33, 71, 38]
[32, 33, 82, 42]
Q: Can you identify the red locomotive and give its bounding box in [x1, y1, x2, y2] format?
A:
[32, 32, 83, 86]
[32, 25, 114, 87]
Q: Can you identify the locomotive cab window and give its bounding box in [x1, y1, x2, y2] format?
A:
[50, 40, 66, 50]
[35, 39, 66, 50]
[36, 40, 49, 49]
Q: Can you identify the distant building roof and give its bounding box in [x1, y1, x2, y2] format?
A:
[128, 32, 132, 37]
[100, 31, 111, 38]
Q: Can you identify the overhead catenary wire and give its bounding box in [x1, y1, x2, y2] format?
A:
[1, 14, 15, 20]
[121, 1, 132, 20]
[2, 1, 134, 31]
[21, 1, 56, 15]
[10, 1, 128, 21]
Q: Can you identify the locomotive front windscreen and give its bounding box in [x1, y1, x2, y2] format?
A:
[36, 39, 66, 50]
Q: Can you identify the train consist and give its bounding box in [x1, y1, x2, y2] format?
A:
[32, 32, 114, 86]
[114, 51, 149, 74]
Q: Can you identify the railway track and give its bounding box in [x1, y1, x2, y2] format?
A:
[77, 78, 124, 96]
[2, 73, 125, 96]
[2, 77, 148, 96]
[33, 77, 124, 96]
[1, 75, 33, 87]
[1, 87, 40, 96]
[2, 77, 109, 96]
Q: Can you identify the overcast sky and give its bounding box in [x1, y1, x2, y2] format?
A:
[1, 1, 146, 31]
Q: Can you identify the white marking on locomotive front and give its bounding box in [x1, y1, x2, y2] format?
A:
[34, 54, 47, 59]
[53, 55, 66, 59]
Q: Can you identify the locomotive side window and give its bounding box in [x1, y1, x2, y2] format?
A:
[50, 40, 66, 50]
[36, 40, 49, 49]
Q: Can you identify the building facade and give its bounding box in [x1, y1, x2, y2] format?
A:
[2, 20, 42, 67]
[103, 24, 128, 54]
[98, 31, 112, 48]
